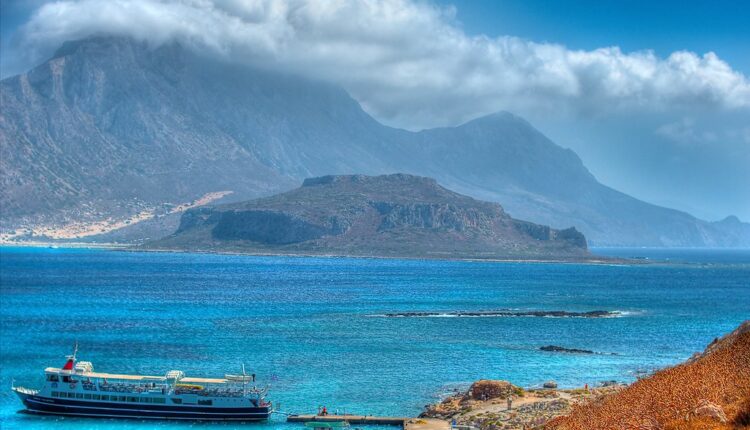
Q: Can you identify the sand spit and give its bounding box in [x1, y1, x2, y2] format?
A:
[0, 191, 232, 242]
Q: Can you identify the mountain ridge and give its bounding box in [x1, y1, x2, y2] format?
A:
[1, 36, 748, 247]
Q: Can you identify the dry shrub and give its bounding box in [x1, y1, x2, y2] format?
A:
[664, 417, 731, 430]
[545, 322, 750, 430]
[733, 395, 750, 428]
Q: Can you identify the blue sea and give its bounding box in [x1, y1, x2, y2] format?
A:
[1, 247, 748, 429]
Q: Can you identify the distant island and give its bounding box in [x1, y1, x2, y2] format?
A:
[148, 174, 592, 261]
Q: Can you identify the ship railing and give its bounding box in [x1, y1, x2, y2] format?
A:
[98, 382, 166, 394]
[172, 387, 249, 398]
[176, 389, 241, 397]
[91, 382, 256, 398]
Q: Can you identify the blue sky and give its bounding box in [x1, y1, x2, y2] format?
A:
[1, 0, 748, 220]
[438, 0, 750, 74]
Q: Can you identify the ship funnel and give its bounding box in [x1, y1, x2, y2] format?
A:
[62, 342, 78, 370]
[62, 357, 75, 370]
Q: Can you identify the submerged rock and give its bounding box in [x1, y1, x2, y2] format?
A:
[384, 310, 618, 318]
[540, 345, 595, 354]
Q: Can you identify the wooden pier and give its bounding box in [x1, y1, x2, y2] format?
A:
[286, 414, 450, 430]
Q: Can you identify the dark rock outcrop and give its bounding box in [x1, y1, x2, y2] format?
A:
[467, 380, 519, 401]
[382, 310, 616, 318]
[419, 380, 523, 420]
[540, 345, 595, 354]
[212, 211, 332, 244]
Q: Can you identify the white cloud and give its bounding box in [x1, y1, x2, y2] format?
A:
[656, 118, 719, 146]
[10, 0, 750, 129]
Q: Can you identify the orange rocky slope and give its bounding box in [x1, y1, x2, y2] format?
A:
[546, 321, 750, 430]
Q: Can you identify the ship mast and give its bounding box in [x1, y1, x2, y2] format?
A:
[242, 363, 247, 396]
[62, 341, 78, 370]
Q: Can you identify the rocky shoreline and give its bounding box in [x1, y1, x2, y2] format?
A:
[420, 380, 625, 429]
[421, 320, 750, 430]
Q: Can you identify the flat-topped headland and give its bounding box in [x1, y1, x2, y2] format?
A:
[148, 174, 598, 262]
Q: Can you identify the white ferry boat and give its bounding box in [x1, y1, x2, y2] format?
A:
[12, 347, 273, 421]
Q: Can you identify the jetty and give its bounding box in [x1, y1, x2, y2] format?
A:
[287, 414, 450, 430]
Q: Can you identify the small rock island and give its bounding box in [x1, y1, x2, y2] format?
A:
[150, 174, 589, 260]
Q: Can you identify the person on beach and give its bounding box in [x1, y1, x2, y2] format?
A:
[507, 396, 512, 411]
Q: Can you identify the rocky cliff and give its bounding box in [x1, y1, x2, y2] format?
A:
[151, 174, 589, 260]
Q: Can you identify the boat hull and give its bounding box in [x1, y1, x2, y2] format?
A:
[19, 394, 272, 421]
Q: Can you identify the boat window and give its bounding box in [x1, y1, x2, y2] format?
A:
[118, 396, 127, 402]
[93, 395, 101, 400]
[198, 399, 212, 406]
[153, 398, 166, 404]
[128, 397, 138, 403]
[50, 391, 58, 397]
[46, 374, 59, 382]
[101, 395, 109, 401]
[62, 376, 71, 383]
[141, 397, 151, 403]
[76, 393, 83, 399]
[171, 398, 182, 404]
[84, 394, 92, 400]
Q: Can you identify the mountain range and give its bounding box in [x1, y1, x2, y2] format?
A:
[1, 36, 748, 247]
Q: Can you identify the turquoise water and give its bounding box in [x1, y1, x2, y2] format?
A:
[1, 247, 748, 429]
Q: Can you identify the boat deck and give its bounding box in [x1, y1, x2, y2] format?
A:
[44, 367, 228, 384]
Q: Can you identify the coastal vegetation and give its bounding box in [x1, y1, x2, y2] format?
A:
[547, 321, 750, 429]
[421, 321, 750, 429]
